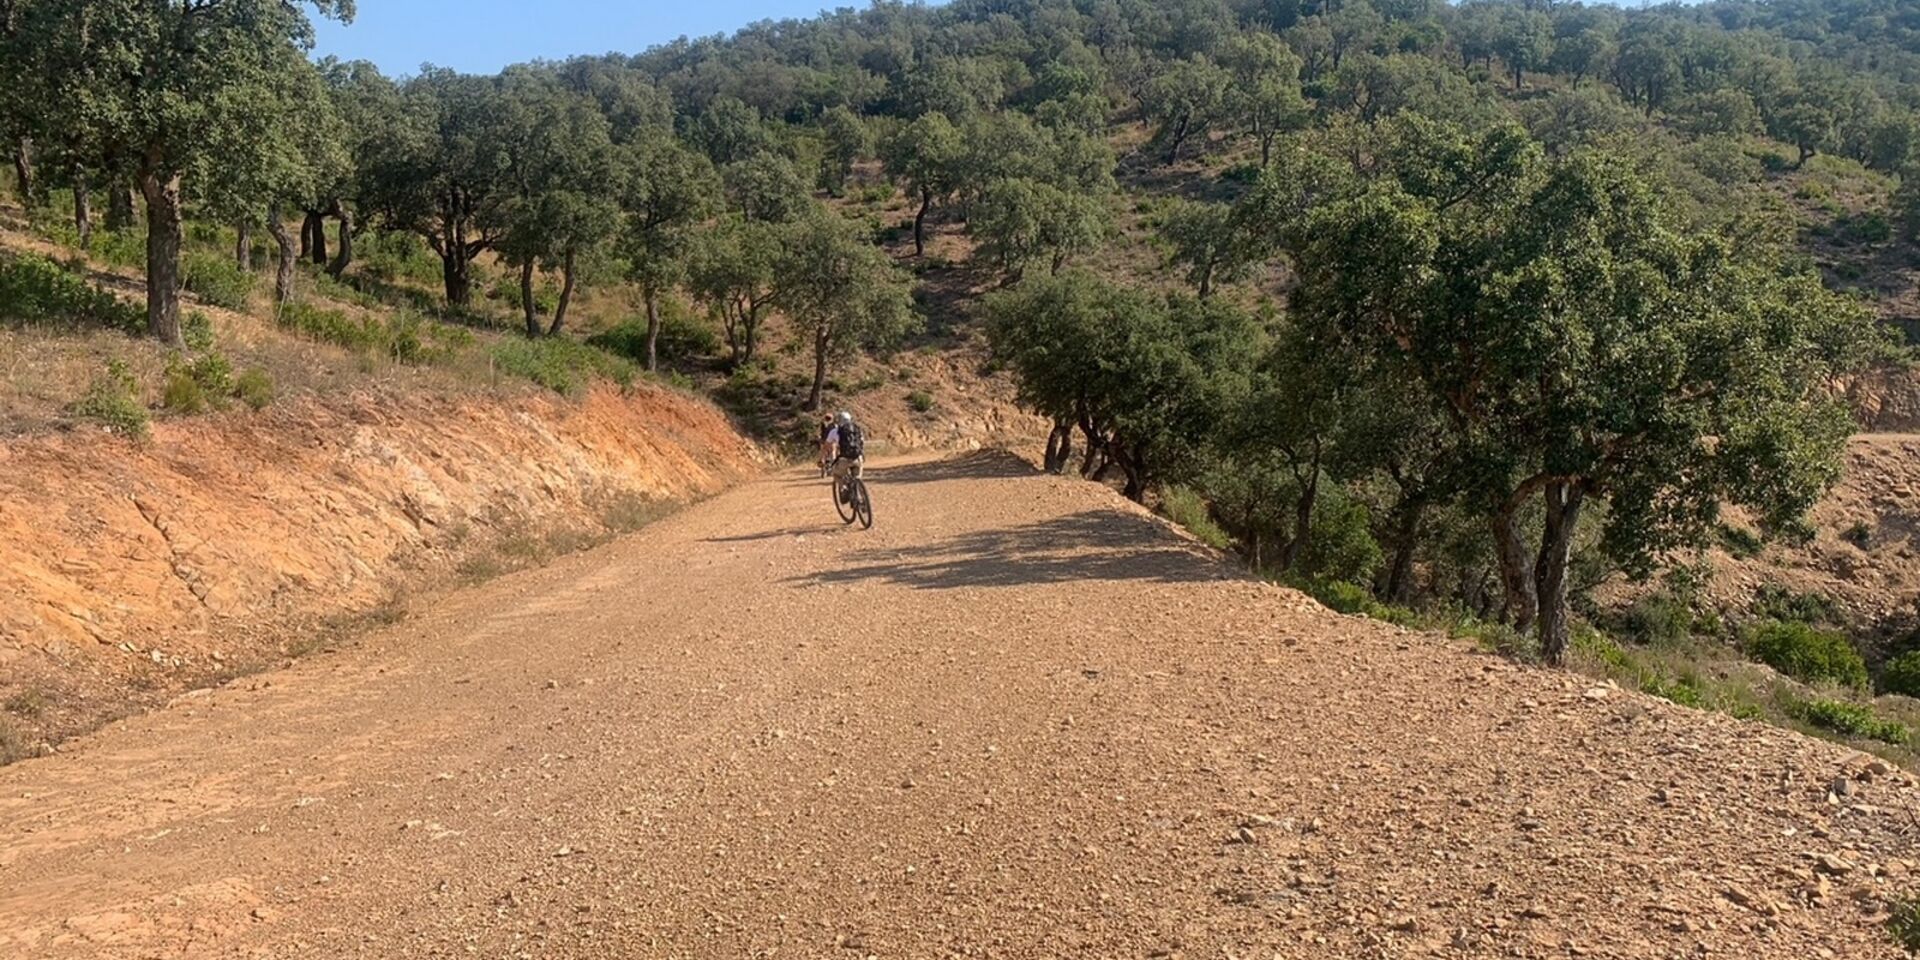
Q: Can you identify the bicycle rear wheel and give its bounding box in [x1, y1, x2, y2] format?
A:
[833, 476, 857, 523]
[854, 479, 874, 529]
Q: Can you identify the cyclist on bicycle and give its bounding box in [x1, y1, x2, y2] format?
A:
[823, 411, 865, 492]
[816, 415, 836, 474]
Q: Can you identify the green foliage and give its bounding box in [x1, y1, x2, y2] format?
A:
[0, 255, 142, 332]
[1752, 585, 1841, 626]
[356, 231, 442, 285]
[588, 307, 721, 365]
[1880, 650, 1920, 699]
[906, 390, 935, 413]
[69, 359, 148, 437]
[276, 301, 460, 364]
[1890, 896, 1920, 954]
[490, 337, 635, 394]
[1747, 620, 1869, 690]
[182, 252, 255, 311]
[161, 353, 235, 414]
[1619, 592, 1695, 647]
[1786, 697, 1910, 744]
[1161, 486, 1232, 550]
[234, 368, 276, 411]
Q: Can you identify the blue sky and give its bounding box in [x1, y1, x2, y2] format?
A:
[311, 2, 870, 75]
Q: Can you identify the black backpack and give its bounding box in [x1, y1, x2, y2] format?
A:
[838, 420, 865, 458]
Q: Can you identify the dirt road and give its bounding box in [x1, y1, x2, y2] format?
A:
[2, 453, 1915, 959]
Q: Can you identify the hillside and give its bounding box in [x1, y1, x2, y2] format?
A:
[4, 453, 1917, 959]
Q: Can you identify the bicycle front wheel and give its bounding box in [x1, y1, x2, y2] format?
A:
[854, 479, 874, 529]
[833, 476, 858, 524]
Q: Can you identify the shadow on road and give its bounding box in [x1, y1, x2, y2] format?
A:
[864, 450, 1038, 486]
[789, 510, 1231, 589]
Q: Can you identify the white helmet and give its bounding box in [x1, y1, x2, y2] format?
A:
[837, 411, 854, 426]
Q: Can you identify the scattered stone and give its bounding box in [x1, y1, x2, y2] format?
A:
[1814, 854, 1855, 877]
[1583, 686, 1612, 702]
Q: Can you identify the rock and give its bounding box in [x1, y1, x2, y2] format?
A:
[1815, 854, 1855, 877]
[1583, 686, 1612, 702]
[1229, 825, 1258, 845]
[1520, 905, 1552, 920]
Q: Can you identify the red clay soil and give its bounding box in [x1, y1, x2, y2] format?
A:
[0, 383, 763, 748]
[2, 451, 1914, 959]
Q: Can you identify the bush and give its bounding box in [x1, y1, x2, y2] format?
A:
[907, 390, 935, 413]
[1787, 696, 1910, 744]
[356, 231, 441, 285]
[1890, 896, 1920, 953]
[276, 301, 460, 364]
[92, 230, 145, 269]
[234, 368, 275, 410]
[183, 310, 216, 351]
[1619, 592, 1694, 646]
[1715, 523, 1764, 558]
[0, 254, 143, 332]
[491, 337, 636, 394]
[1841, 520, 1873, 548]
[1160, 485, 1231, 550]
[1752, 584, 1840, 625]
[69, 359, 148, 437]
[487, 272, 560, 316]
[1297, 494, 1382, 587]
[182, 251, 255, 311]
[1747, 620, 1869, 689]
[161, 353, 235, 414]
[1881, 650, 1920, 697]
[588, 308, 722, 366]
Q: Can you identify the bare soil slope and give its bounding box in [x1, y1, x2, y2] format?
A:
[0, 383, 763, 750]
[2, 452, 1914, 959]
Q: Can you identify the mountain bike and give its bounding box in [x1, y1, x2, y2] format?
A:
[831, 467, 873, 529]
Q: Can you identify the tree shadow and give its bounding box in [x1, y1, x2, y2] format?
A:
[701, 525, 835, 543]
[865, 451, 1039, 485]
[786, 509, 1234, 590]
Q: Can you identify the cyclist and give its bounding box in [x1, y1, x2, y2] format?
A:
[823, 411, 865, 494]
[816, 415, 836, 475]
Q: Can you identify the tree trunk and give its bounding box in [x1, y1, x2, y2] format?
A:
[299, 210, 315, 260]
[235, 220, 251, 271]
[743, 307, 759, 364]
[72, 163, 91, 250]
[1197, 261, 1214, 299]
[1382, 495, 1425, 604]
[1513, 64, 1523, 91]
[306, 210, 328, 264]
[520, 259, 540, 338]
[139, 166, 185, 346]
[548, 249, 577, 337]
[1534, 481, 1586, 665]
[439, 219, 472, 306]
[12, 138, 36, 208]
[1276, 469, 1318, 573]
[1043, 417, 1075, 474]
[1490, 500, 1539, 634]
[1165, 116, 1190, 165]
[106, 181, 136, 231]
[644, 291, 662, 372]
[266, 206, 296, 305]
[806, 323, 830, 412]
[913, 188, 931, 257]
[326, 203, 353, 279]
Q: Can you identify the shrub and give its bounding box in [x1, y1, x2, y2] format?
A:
[182, 251, 255, 311]
[1841, 521, 1873, 548]
[92, 230, 145, 269]
[1890, 896, 1920, 953]
[1747, 620, 1869, 689]
[487, 273, 560, 315]
[1752, 584, 1840, 625]
[161, 353, 235, 414]
[182, 310, 215, 351]
[1619, 592, 1694, 646]
[1787, 696, 1910, 744]
[1160, 485, 1231, 550]
[1298, 494, 1382, 587]
[907, 390, 935, 413]
[0, 254, 142, 332]
[588, 308, 723, 366]
[1715, 523, 1764, 558]
[69, 359, 148, 437]
[356, 231, 441, 285]
[491, 337, 636, 394]
[276, 301, 458, 364]
[234, 368, 275, 411]
[1880, 650, 1920, 698]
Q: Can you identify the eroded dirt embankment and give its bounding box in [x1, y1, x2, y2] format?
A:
[0, 383, 763, 751]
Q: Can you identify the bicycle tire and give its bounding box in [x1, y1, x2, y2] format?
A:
[833, 476, 858, 523]
[854, 479, 874, 529]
